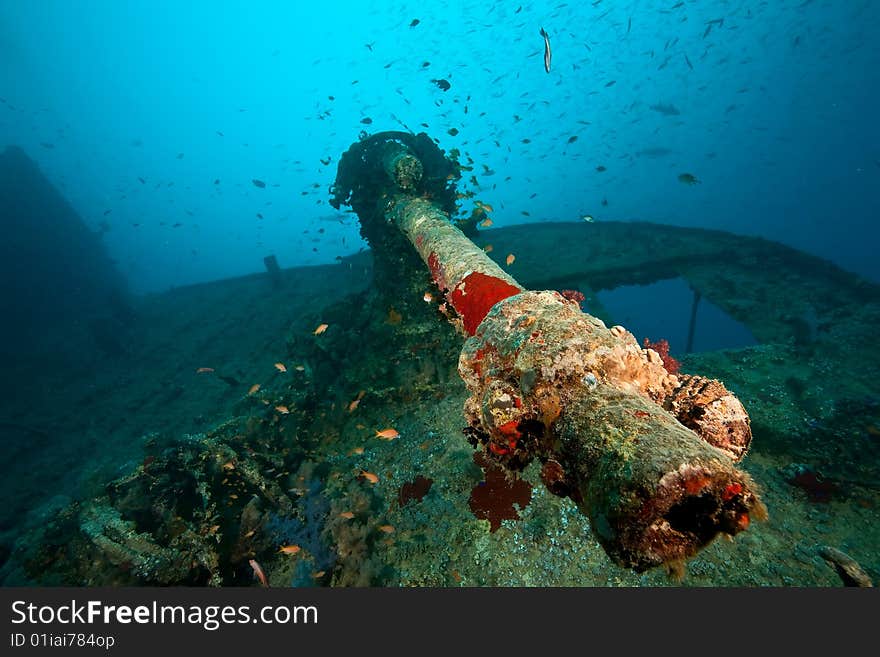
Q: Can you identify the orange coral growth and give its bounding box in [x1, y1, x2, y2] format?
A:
[537, 388, 563, 427]
[488, 442, 511, 456]
[496, 420, 521, 439]
[722, 482, 743, 501]
[684, 475, 712, 495]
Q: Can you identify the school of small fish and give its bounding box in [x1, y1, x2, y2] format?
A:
[23, 0, 835, 277]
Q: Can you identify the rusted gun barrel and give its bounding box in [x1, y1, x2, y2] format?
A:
[331, 131, 765, 572]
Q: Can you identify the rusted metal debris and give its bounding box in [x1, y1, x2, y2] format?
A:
[332, 131, 766, 571]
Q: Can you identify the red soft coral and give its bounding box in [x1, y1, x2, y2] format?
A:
[560, 289, 586, 303]
[642, 337, 681, 374]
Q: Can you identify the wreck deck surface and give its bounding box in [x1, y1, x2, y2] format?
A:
[2, 221, 877, 586]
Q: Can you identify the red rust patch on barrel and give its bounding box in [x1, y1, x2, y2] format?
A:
[427, 252, 447, 291]
[449, 271, 521, 335]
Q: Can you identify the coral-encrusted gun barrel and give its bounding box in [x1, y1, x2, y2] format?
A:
[457, 291, 761, 570]
[334, 132, 765, 572]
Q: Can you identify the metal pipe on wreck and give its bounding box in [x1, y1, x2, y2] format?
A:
[333, 132, 765, 572]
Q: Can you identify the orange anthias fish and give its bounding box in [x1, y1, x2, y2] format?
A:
[375, 428, 400, 440]
[360, 470, 379, 484]
[275, 405, 290, 414]
[479, 218, 493, 228]
[248, 384, 261, 395]
[196, 367, 215, 374]
[423, 292, 434, 303]
[249, 559, 269, 587]
[506, 253, 516, 266]
[348, 390, 366, 413]
[314, 323, 329, 335]
[278, 544, 301, 555]
[339, 511, 355, 520]
[274, 362, 287, 373]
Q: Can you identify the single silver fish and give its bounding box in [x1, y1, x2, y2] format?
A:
[540, 27, 552, 73]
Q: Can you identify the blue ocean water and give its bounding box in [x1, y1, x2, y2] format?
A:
[0, 0, 876, 293]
